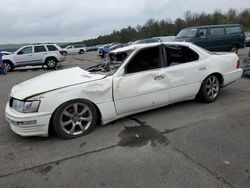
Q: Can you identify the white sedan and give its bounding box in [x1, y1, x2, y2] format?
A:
[5, 42, 243, 139]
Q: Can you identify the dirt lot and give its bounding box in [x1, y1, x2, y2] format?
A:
[0, 48, 250, 188]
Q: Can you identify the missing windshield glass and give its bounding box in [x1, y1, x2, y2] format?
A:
[87, 50, 132, 73]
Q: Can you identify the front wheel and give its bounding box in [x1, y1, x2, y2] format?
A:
[52, 99, 97, 139]
[197, 75, 221, 102]
[79, 50, 84, 54]
[4, 61, 14, 72]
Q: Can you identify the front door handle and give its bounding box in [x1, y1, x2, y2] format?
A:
[154, 75, 165, 80]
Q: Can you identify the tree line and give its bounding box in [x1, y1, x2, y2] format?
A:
[81, 8, 250, 46]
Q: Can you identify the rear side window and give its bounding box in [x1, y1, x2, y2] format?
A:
[226, 27, 242, 35]
[165, 46, 199, 66]
[209, 28, 225, 36]
[46, 45, 58, 51]
[34, 46, 46, 53]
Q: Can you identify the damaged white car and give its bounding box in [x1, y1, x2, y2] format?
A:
[5, 42, 243, 139]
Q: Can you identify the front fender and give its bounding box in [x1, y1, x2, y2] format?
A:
[28, 77, 115, 123]
[2, 56, 16, 65]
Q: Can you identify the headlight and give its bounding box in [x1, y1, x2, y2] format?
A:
[12, 99, 40, 113]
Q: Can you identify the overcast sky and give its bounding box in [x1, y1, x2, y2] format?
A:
[0, 0, 249, 44]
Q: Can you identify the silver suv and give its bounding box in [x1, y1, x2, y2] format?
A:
[3, 44, 66, 72]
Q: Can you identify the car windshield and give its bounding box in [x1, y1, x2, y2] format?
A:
[87, 50, 132, 75]
[176, 28, 198, 38]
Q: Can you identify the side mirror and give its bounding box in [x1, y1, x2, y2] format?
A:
[199, 31, 205, 37]
[17, 51, 23, 55]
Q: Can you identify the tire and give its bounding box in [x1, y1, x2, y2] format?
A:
[231, 45, 239, 54]
[52, 99, 97, 139]
[79, 50, 84, 54]
[197, 75, 221, 103]
[45, 57, 57, 70]
[4, 61, 14, 72]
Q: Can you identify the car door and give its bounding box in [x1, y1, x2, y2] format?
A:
[113, 46, 170, 115]
[67, 45, 74, 53]
[13, 46, 33, 66]
[163, 45, 208, 103]
[195, 28, 210, 49]
[208, 27, 227, 51]
[33, 45, 47, 65]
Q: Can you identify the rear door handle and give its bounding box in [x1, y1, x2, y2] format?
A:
[154, 75, 165, 80]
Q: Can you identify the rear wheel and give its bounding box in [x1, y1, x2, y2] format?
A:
[45, 58, 57, 70]
[4, 61, 14, 72]
[197, 75, 221, 102]
[52, 99, 97, 139]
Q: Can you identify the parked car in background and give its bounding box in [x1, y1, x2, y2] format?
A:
[86, 46, 99, 52]
[5, 42, 243, 139]
[175, 24, 245, 53]
[98, 43, 128, 57]
[0, 52, 7, 74]
[152, 36, 176, 42]
[132, 38, 159, 44]
[0, 51, 12, 56]
[109, 43, 128, 51]
[3, 44, 65, 72]
[98, 44, 111, 58]
[245, 32, 250, 47]
[63, 44, 87, 55]
[98, 43, 123, 58]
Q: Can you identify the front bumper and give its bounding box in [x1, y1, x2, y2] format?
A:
[5, 104, 52, 137]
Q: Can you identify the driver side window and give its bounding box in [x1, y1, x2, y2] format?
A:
[18, 47, 32, 55]
[125, 46, 161, 74]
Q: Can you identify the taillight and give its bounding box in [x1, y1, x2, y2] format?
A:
[59, 50, 64, 56]
[236, 59, 240, 69]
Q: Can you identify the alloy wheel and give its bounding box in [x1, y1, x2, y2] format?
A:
[4, 63, 12, 72]
[60, 103, 93, 136]
[47, 59, 56, 68]
[205, 75, 219, 99]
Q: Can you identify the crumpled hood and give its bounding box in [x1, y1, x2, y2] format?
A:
[11, 67, 106, 100]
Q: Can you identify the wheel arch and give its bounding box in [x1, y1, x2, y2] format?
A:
[3, 59, 15, 65]
[44, 56, 59, 63]
[206, 72, 224, 87]
[79, 49, 84, 54]
[48, 98, 102, 135]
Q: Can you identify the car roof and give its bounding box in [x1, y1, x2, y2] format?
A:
[184, 24, 242, 30]
[111, 42, 194, 53]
